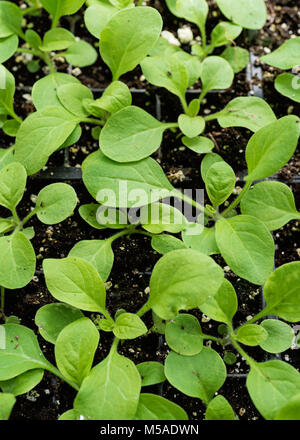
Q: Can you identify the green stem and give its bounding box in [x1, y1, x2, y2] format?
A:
[221, 180, 252, 217]
[80, 117, 105, 126]
[11, 207, 21, 227]
[199, 24, 207, 50]
[46, 365, 80, 391]
[204, 110, 226, 122]
[22, 207, 38, 227]
[243, 309, 269, 326]
[230, 337, 256, 367]
[107, 225, 137, 244]
[198, 89, 208, 105]
[21, 6, 41, 15]
[42, 52, 56, 73]
[180, 96, 189, 114]
[136, 302, 152, 318]
[110, 337, 120, 355]
[201, 333, 224, 344]
[16, 47, 41, 56]
[6, 108, 22, 124]
[174, 189, 215, 219]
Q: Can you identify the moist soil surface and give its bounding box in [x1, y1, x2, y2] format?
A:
[1, 0, 299, 421]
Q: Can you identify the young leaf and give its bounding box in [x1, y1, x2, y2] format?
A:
[100, 6, 162, 80]
[205, 395, 235, 420]
[215, 215, 275, 285]
[0, 324, 53, 380]
[261, 37, 300, 69]
[0, 2, 22, 38]
[35, 303, 84, 344]
[140, 202, 187, 234]
[240, 181, 300, 231]
[43, 257, 107, 313]
[40, 28, 75, 52]
[55, 318, 99, 386]
[151, 234, 188, 255]
[35, 183, 77, 225]
[32, 73, 80, 110]
[0, 162, 27, 211]
[74, 351, 141, 420]
[165, 347, 226, 405]
[69, 240, 114, 282]
[247, 360, 300, 420]
[205, 161, 235, 207]
[25, 29, 42, 50]
[57, 83, 93, 118]
[141, 54, 189, 101]
[136, 362, 166, 387]
[274, 394, 300, 420]
[0, 65, 15, 116]
[79, 204, 106, 230]
[216, 0, 267, 30]
[237, 324, 268, 346]
[0, 370, 44, 397]
[275, 73, 300, 103]
[64, 40, 98, 67]
[175, 0, 208, 31]
[217, 97, 276, 132]
[259, 319, 294, 354]
[113, 313, 147, 339]
[182, 225, 219, 256]
[178, 114, 205, 138]
[134, 394, 188, 420]
[199, 279, 238, 324]
[0, 393, 15, 420]
[84, 1, 118, 39]
[2, 119, 20, 137]
[201, 152, 224, 182]
[100, 106, 175, 162]
[211, 22, 242, 48]
[165, 314, 203, 356]
[263, 262, 300, 322]
[0, 232, 36, 289]
[182, 136, 214, 154]
[84, 81, 132, 115]
[200, 56, 234, 95]
[58, 409, 77, 420]
[0, 148, 14, 172]
[172, 51, 202, 88]
[14, 106, 79, 175]
[221, 46, 250, 73]
[0, 35, 18, 64]
[148, 249, 224, 320]
[245, 115, 300, 181]
[82, 150, 173, 208]
[40, 0, 86, 19]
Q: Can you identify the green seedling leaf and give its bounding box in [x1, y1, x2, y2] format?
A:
[200, 56, 234, 95]
[175, 0, 208, 31]
[172, 51, 202, 88]
[35, 183, 77, 225]
[40, 0, 86, 19]
[218, 97, 276, 132]
[74, 351, 141, 420]
[22, 227, 35, 241]
[82, 150, 173, 208]
[0, 1, 22, 38]
[136, 362, 166, 387]
[79, 204, 106, 230]
[223, 351, 237, 366]
[201, 152, 224, 182]
[69, 240, 114, 282]
[0, 148, 14, 171]
[221, 46, 250, 73]
[247, 360, 300, 420]
[0, 217, 14, 235]
[275, 73, 300, 103]
[215, 215, 274, 285]
[64, 40, 98, 67]
[240, 181, 300, 231]
[0, 232, 36, 289]
[40, 28, 75, 52]
[165, 314, 203, 356]
[199, 279, 237, 324]
[35, 303, 84, 344]
[274, 394, 300, 420]
[148, 249, 224, 320]
[134, 394, 188, 420]
[259, 319, 294, 354]
[0, 65, 15, 116]
[187, 99, 200, 117]
[0, 369, 44, 397]
[211, 22, 242, 48]
[55, 318, 99, 386]
[84, 81, 132, 116]
[182, 225, 219, 256]
[151, 234, 187, 255]
[2, 119, 20, 137]
[32, 73, 80, 110]
[245, 115, 300, 181]
[261, 37, 300, 69]
[182, 136, 214, 154]
[25, 29, 42, 50]
[58, 409, 77, 420]
[0, 324, 53, 381]
[141, 54, 189, 102]
[43, 257, 107, 313]
[165, 347, 226, 405]
[100, 106, 175, 162]
[0, 393, 15, 420]
[84, 2, 118, 39]
[57, 83, 93, 118]
[14, 106, 78, 175]
[205, 161, 235, 207]
[0, 35, 18, 64]
[263, 261, 300, 322]
[205, 395, 235, 420]
[0, 162, 27, 211]
[100, 6, 162, 80]
[59, 125, 82, 150]
[178, 114, 205, 138]
[216, 0, 267, 30]
[140, 202, 187, 234]
[113, 313, 147, 339]
[237, 324, 268, 346]
[149, 36, 181, 57]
